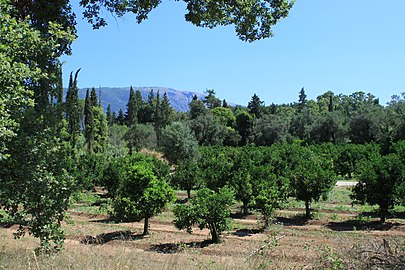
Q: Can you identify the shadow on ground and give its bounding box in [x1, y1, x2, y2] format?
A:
[327, 220, 402, 231]
[275, 216, 308, 226]
[149, 240, 214, 254]
[232, 228, 262, 237]
[80, 230, 144, 245]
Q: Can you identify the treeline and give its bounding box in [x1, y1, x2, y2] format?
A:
[108, 88, 405, 153]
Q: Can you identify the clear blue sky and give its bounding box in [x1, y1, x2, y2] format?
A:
[61, 0, 405, 106]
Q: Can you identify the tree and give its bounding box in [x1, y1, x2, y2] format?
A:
[173, 187, 235, 243]
[84, 89, 95, 153]
[229, 152, 253, 215]
[253, 114, 289, 146]
[212, 107, 236, 127]
[124, 123, 157, 153]
[297, 87, 307, 113]
[160, 92, 173, 128]
[309, 112, 347, 144]
[352, 154, 405, 223]
[171, 160, 202, 200]
[140, 89, 156, 123]
[235, 111, 254, 146]
[116, 109, 125, 125]
[189, 97, 207, 119]
[92, 106, 108, 153]
[160, 122, 199, 164]
[154, 91, 162, 146]
[254, 171, 289, 229]
[203, 89, 221, 109]
[77, 0, 293, 42]
[290, 147, 336, 219]
[111, 162, 175, 235]
[65, 69, 82, 151]
[0, 3, 59, 159]
[248, 93, 264, 118]
[106, 104, 114, 126]
[125, 86, 137, 127]
[190, 113, 228, 146]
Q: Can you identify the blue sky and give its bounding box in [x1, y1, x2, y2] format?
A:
[61, 0, 405, 106]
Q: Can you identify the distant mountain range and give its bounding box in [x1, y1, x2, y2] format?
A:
[69, 87, 207, 113]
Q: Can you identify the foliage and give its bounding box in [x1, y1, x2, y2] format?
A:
[352, 153, 405, 223]
[124, 123, 157, 153]
[111, 160, 175, 235]
[289, 146, 336, 219]
[211, 107, 236, 127]
[0, 1, 74, 159]
[252, 168, 289, 229]
[171, 160, 202, 199]
[248, 93, 264, 118]
[190, 113, 228, 146]
[0, 129, 76, 253]
[160, 122, 199, 164]
[253, 114, 289, 146]
[235, 110, 254, 146]
[173, 187, 235, 243]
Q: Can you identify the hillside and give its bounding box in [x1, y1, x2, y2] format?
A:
[72, 87, 206, 113]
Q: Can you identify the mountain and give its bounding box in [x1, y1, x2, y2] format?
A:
[69, 87, 206, 113]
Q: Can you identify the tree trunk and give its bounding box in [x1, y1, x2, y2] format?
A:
[305, 200, 311, 219]
[379, 206, 387, 224]
[209, 223, 220, 243]
[242, 200, 248, 216]
[143, 217, 149, 235]
[187, 189, 191, 200]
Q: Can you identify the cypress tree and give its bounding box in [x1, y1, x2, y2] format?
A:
[90, 87, 98, 107]
[117, 109, 125, 125]
[84, 89, 94, 153]
[125, 86, 137, 126]
[155, 91, 162, 146]
[161, 92, 172, 128]
[135, 90, 143, 123]
[65, 69, 81, 150]
[106, 104, 113, 126]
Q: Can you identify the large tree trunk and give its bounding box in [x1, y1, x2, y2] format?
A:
[305, 200, 311, 219]
[187, 189, 191, 200]
[143, 217, 149, 235]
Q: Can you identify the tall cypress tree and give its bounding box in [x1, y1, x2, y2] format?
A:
[84, 89, 94, 153]
[65, 69, 81, 150]
[161, 92, 172, 129]
[135, 89, 143, 123]
[106, 104, 113, 126]
[125, 86, 137, 126]
[90, 87, 98, 107]
[155, 91, 162, 146]
[117, 109, 125, 125]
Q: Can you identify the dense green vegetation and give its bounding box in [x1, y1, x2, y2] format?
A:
[1, 0, 404, 255]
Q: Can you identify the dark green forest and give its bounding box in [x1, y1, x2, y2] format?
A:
[1, 0, 404, 253]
